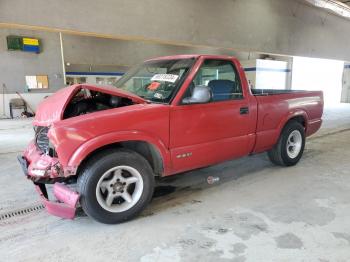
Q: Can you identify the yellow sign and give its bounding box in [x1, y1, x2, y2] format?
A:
[23, 38, 39, 46]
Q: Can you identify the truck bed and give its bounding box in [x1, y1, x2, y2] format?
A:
[251, 89, 307, 96]
[252, 89, 323, 153]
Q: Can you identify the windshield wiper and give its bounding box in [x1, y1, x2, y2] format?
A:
[137, 95, 152, 103]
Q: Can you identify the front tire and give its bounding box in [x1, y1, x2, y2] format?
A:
[268, 121, 305, 166]
[78, 149, 155, 224]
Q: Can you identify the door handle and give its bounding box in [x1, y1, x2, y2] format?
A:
[240, 107, 249, 115]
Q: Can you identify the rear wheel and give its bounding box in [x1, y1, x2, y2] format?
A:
[268, 121, 305, 166]
[78, 149, 155, 224]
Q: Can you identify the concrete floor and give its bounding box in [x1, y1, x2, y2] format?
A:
[1, 104, 350, 262]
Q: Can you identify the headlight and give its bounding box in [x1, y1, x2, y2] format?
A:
[35, 127, 49, 154]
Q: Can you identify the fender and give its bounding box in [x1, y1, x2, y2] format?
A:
[253, 109, 309, 154]
[67, 130, 172, 175]
[277, 109, 309, 138]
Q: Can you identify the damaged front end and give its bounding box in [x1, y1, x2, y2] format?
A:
[19, 84, 147, 220]
[18, 126, 80, 219]
[24, 126, 63, 181]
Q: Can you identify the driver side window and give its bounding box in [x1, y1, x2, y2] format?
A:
[189, 59, 243, 102]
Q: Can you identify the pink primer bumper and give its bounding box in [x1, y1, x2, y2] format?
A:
[19, 141, 80, 219]
[36, 183, 80, 219]
[23, 140, 62, 179]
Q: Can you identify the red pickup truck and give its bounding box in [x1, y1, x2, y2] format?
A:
[18, 55, 323, 224]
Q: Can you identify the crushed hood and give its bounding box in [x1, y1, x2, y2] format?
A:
[33, 84, 146, 126]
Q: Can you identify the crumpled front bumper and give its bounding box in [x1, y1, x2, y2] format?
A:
[18, 143, 80, 219]
[35, 183, 80, 219]
[22, 140, 62, 180]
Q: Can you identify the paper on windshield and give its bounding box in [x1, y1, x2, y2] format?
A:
[151, 74, 179, 83]
[147, 82, 161, 90]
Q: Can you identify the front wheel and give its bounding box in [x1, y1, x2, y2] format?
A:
[268, 121, 305, 166]
[78, 149, 155, 224]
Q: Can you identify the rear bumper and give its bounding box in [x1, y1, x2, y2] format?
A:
[17, 154, 80, 219]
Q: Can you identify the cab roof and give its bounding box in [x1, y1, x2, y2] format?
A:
[146, 54, 236, 62]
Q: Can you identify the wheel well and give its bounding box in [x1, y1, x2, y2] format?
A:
[287, 115, 306, 128]
[278, 115, 306, 139]
[77, 141, 164, 177]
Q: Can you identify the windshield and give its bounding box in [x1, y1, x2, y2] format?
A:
[114, 58, 195, 103]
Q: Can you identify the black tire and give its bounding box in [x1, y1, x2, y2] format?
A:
[77, 149, 155, 224]
[268, 121, 305, 166]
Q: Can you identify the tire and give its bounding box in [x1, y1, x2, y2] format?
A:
[77, 149, 155, 224]
[268, 121, 305, 166]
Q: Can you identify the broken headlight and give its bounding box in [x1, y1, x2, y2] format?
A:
[35, 126, 50, 154]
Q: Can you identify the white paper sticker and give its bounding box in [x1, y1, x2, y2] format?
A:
[154, 92, 164, 99]
[151, 74, 179, 83]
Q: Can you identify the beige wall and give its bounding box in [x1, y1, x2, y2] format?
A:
[1, 0, 349, 116]
[0, 29, 64, 94]
[0, 93, 52, 118]
[1, 0, 350, 61]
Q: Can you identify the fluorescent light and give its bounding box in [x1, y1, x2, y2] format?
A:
[304, 0, 350, 18]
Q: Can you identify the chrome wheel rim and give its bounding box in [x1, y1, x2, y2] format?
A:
[96, 166, 143, 213]
[286, 130, 302, 159]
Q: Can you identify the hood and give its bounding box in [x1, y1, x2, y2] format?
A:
[33, 84, 146, 126]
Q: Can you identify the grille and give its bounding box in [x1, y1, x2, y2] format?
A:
[35, 126, 49, 154]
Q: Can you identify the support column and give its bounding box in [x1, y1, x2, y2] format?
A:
[59, 32, 66, 85]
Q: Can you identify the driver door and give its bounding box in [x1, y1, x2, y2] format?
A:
[169, 58, 254, 174]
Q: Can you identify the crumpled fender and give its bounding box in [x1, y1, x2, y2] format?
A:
[67, 130, 172, 175]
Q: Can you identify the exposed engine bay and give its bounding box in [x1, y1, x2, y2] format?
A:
[63, 88, 134, 119]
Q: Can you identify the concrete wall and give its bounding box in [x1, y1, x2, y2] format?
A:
[0, 92, 51, 118]
[0, 29, 64, 93]
[1, 0, 350, 61]
[0, 29, 262, 117]
[2, 0, 350, 115]
[0, 28, 259, 92]
[62, 34, 258, 72]
[0, 29, 64, 117]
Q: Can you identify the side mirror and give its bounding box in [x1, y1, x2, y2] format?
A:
[182, 85, 211, 104]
